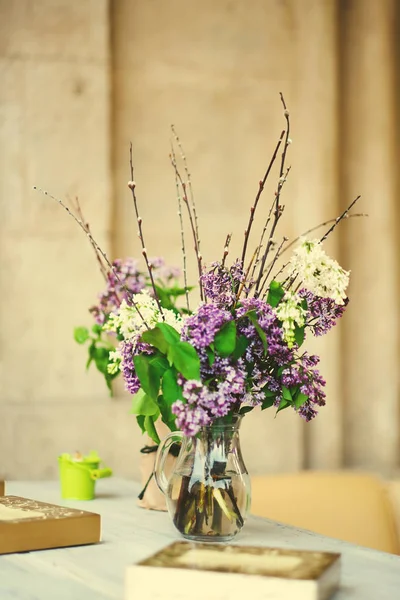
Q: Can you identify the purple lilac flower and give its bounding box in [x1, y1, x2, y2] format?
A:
[299, 368, 326, 407]
[90, 258, 146, 324]
[172, 400, 211, 436]
[198, 352, 245, 391]
[279, 351, 326, 421]
[236, 298, 294, 367]
[89, 256, 180, 325]
[298, 402, 318, 421]
[282, 363, 326, 407]
[300, 289, 348, 336]
[150, 256, 181, 280]
[229, 259, 245, 285]
[120, 340, 153, 395]
[171, 364, 246, 436]
[120, 341, 140, 395]
[301, 352, 320, 368]
[182, 303, 232, 349]
[200, 260, 244, 308]
[246, 367, 280, 406]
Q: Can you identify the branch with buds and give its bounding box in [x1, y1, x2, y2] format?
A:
[221, 233, 232, 267]
[253, 94, 291, 296]
[33, 186, 149, 327]
[129, 144, 165, 320]
[241, 129, 285, 269]
[171, 125, 201, 252]
[171, 141, 190, 311]
[170, 151, 205, 301]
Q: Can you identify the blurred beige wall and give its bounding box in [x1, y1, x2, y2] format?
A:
[0, 0, 399, 481]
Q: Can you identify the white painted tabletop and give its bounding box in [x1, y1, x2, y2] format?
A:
[1, 479, 400, 599]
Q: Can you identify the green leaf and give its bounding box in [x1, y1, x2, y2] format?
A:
[141, 327, 169, 354]
[92, 346, 110, 375]
[239, 406, 253, 415]
[294, 326, 305, 347]
[141, 323, 181, 354]
[214, 321, 237, 357]
[293, 391, 309, 409]
[264, 388, 276, 398]
[282, 386, 293, 402]
[133, 355, 161, 401]
[276, 398, 290, 414]
[262, 396, 275, 410]
[74, 326, 90, 344]
[165, 285, 194, 297]
[144, 415, 161, 444]
[277, 365, 286, 377]
[267, 281, 285, 308]
[205, 347, 215, 366]
[247, 311, 268, 355]
[136, 415, 146, 433]
[154, 286, 175, 310]
[162, 369, 183, 404]
[156, 323, 181, 344]
[167, 342, 201, 380]
[104, 371, 119, 396]
[157, 394, 177, 431]
[232, 335, 250, 360]
[149, 354, 170, 376]
[130, 389, 159, 416]
[92, 324, 103, 336]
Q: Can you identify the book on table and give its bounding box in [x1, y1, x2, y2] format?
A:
[125, 541, 341, 600]
[0, 495, 101, 555]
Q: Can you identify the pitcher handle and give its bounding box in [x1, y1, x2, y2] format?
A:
[154, 431, 184, 495]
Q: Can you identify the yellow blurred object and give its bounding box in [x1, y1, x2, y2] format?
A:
[251, 471, 400, 555]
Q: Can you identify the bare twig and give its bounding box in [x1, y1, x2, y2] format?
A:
[235, 248, 258, 303]
[171, 125, 201, 253]
[221, 233, 232, 267]
[278, 93, 290, 178]
[259, 236, 288, 298]
[246, 164, 291, 297]
[170, 153, 204, 301]
[253, 166, 290, 295]
[271, 198, 364, 285]
[33, 186, 149, 327]
[129, 143, 165, 320]
[246, 242, 263, 297]
[253, 95, 291, 296]
[241, 130, 285, 268]
[320, 196, 361, 242]
[70, 196, 125, 309]
[70, 196, 108, 283]
[170, 141, 190, 311]
[267, 212, 367, 267]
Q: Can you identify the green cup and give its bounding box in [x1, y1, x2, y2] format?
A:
[58, 451, 112, 500]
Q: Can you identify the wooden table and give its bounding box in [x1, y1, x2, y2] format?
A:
[1, 479, 400, 599]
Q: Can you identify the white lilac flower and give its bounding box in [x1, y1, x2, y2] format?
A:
[107, 349, 121, 374]
[104, 290, 185, 347]
[287, 239, 349, 305]
[275, 291, 306, 348]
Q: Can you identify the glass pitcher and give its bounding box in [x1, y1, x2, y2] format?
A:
[154, 415, 251, 542]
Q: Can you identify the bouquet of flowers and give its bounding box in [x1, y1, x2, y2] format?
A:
[37, 97, 361, 536]
[47, 96, 361, 443]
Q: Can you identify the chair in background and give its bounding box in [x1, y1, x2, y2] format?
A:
[251, 471, 400, 554]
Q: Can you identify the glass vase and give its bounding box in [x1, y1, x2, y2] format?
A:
[154, 416, 251, 542]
